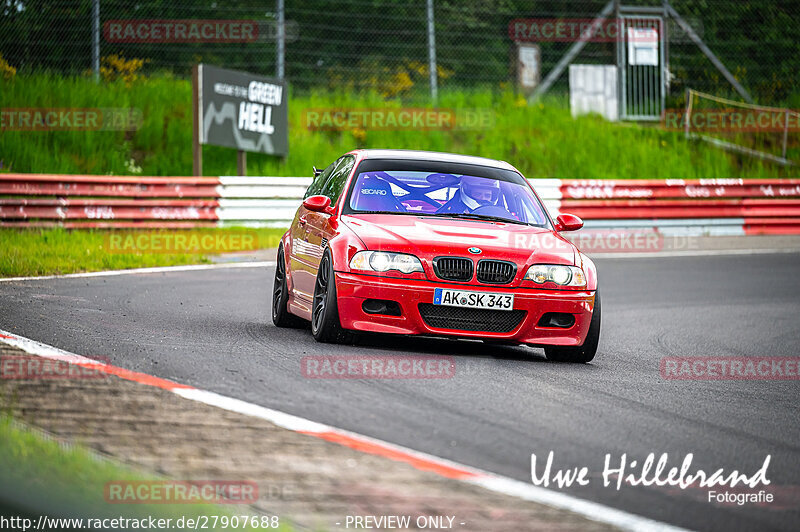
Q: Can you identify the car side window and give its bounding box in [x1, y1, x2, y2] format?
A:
[304, 161, 336, 199]
[320, 155, 355, 202]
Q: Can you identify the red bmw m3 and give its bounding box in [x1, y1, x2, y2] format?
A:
[273, 150, 600, 363]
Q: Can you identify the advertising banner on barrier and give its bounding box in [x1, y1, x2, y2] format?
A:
[198, 64, 288, 156]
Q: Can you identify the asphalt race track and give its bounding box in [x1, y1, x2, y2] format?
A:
[1, 253, 799, 532]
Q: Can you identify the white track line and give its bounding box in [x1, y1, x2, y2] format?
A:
[0, 329, 689, 532]
[0, 261, 276, 283]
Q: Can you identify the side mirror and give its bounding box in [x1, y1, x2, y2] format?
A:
[313, 166, 323, 177]
[555, 213, 583, 232]
[303, 195, 332, 213]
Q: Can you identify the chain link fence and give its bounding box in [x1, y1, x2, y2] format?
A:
[0, 0, 798, 104]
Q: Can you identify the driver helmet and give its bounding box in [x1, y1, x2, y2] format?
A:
[460, 176, 500, 209]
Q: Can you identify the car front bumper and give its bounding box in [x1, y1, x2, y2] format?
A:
[334, 271, 596, 346]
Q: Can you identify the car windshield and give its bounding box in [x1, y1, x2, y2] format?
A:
[346, 169, 549, 226]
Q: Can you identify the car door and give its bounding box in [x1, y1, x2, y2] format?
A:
[289, 161, 336, 307]
[304, 154, 356, 277]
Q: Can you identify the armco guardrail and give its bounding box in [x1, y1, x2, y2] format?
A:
[0, 175, 306, 229]
[1, 174, 799, 235]
[549, 178, 800, 235]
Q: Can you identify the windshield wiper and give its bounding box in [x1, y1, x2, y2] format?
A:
[423, 212, 530, 226]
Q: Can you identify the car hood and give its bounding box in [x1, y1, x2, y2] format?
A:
[342, 213, 576, 266]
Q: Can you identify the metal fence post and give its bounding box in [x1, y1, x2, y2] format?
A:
[662, 0, 670, 98]
[427, 0, 438, 104]
[783, 110, 790, 161]
[92, 0, 100, 82]
[684, 88, 692, 139]
[192, 65, 203, 177]
[277, 0, 285, 80]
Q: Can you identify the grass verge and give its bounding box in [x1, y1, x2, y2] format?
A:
[0, 227, 285, 278]
[1, 73, 797, 178]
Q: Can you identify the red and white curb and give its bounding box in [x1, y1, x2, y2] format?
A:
[0, 328, 688, 532]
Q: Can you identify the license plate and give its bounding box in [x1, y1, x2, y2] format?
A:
[433, 288, 514, 311]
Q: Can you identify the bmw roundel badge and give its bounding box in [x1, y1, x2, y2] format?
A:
[468, 247, 482, 254]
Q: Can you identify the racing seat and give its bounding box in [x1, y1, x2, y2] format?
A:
[352, 176, 405, 212]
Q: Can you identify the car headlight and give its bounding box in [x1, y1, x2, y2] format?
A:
[524, 264, 586, 287]
[349, 251, 424, 274]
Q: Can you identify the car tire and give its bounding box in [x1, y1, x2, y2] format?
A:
[272, 244, 306, 328]
[544, 292, 601, 363]
[311, 249, 355, 344]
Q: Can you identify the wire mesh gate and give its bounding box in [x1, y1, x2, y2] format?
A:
[617, 15, 666, 121]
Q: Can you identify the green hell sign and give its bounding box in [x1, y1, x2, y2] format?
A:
[198, 64, 288, 156]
